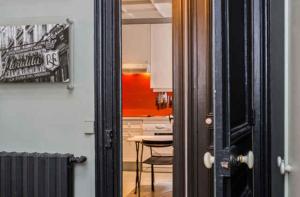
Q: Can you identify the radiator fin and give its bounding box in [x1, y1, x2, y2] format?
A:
[0, 152, 74, 197]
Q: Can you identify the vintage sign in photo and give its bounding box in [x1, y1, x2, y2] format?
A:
[0, 23, 70, 83]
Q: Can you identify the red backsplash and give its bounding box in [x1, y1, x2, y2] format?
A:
[122, 73, 173, 117]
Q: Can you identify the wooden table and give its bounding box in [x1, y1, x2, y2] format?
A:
[127, 135, 173, 195]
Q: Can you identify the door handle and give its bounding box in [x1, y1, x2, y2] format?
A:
[236, 151, 254, 169]
[231, 151, 254, 169]
[277, 156, 292, 175]
[203, 152, 215, 169]
[204, 151, 253, 169]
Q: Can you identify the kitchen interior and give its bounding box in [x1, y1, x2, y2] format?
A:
[122, 0, 173, 196]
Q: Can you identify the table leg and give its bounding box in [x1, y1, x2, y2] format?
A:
[134, 142, 140, 194]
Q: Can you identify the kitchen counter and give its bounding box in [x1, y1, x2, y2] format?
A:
[123, 116, 170, 121]
[122, 116, 173, 165]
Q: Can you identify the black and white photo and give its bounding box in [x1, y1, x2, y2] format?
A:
[0, 23, 70, 83]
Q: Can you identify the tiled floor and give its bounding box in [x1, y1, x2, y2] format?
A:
[123, 171, 172, 197]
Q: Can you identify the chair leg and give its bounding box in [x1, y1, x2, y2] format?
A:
[138, 145, 144, 196]
[134, 142, 139, 194]
[151, 164, 155, 192]
[138, 163, 143, 196]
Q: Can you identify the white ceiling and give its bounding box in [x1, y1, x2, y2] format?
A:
[122, 0, 172, 19]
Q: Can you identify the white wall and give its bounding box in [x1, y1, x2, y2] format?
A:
[0, 1, 95, 197]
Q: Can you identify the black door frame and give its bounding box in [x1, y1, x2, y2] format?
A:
[173, 0, 187, 196]
[186, 0, 214, 197]
[94, 0, 186, 196]
[94, 0, 122, 196]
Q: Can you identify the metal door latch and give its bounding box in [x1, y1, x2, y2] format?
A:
[220, 161, 230, 169]
[105, 129, 113, 148]
[277, 156, 292, 175]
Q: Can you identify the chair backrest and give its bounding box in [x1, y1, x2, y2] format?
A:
[142, 140, 173, 148]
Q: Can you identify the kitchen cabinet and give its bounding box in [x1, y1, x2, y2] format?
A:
[122, 24, 151, 65]
[150, 23, 173, 92]
[122, 23, 173, 92]
[123, 119, 143, 163]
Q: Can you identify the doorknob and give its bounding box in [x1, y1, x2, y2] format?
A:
[277, 156, 292, 175]
[232, 151, 254, 169]
[237, 151, 254, 169]
[203, 152, 215, 169]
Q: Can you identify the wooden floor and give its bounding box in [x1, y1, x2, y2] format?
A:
[123, 171, 172, 197]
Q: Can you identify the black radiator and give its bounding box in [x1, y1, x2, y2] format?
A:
[0, 152, 87, 197]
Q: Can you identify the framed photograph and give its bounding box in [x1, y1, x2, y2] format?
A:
[0, 23, 70, 83]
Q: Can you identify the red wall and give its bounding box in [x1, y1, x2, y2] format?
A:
[122, 73, 172, 117]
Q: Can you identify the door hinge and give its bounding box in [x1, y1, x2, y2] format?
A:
[250, 109, 256, 125]
[104, 129, 113, 149]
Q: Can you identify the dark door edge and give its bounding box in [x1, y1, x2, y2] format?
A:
[253, 0, 271, 196]
[186, 0, 213, 197]
[173, 0, 186, 196]
[94, 0, 122, 196]
[253, 0, 281, 196]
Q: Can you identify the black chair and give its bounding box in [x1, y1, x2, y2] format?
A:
[138, 139, 173, 193]
[154, 132, 173, 136]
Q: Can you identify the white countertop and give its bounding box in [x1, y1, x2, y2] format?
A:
[123, 116, 170, 121]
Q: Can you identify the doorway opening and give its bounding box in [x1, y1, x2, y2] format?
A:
[95, 0, 212, 196]
[95, 0, 272, 196]
[121, 1, 174, 196]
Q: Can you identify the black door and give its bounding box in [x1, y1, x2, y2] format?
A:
[213, 0, 257, 196]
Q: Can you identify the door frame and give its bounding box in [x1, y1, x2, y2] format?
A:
[186, 0, 214, 197]
[94, 0, 187, 196]
[173, 0, 187, 196]
[94, 0, 122, 196]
